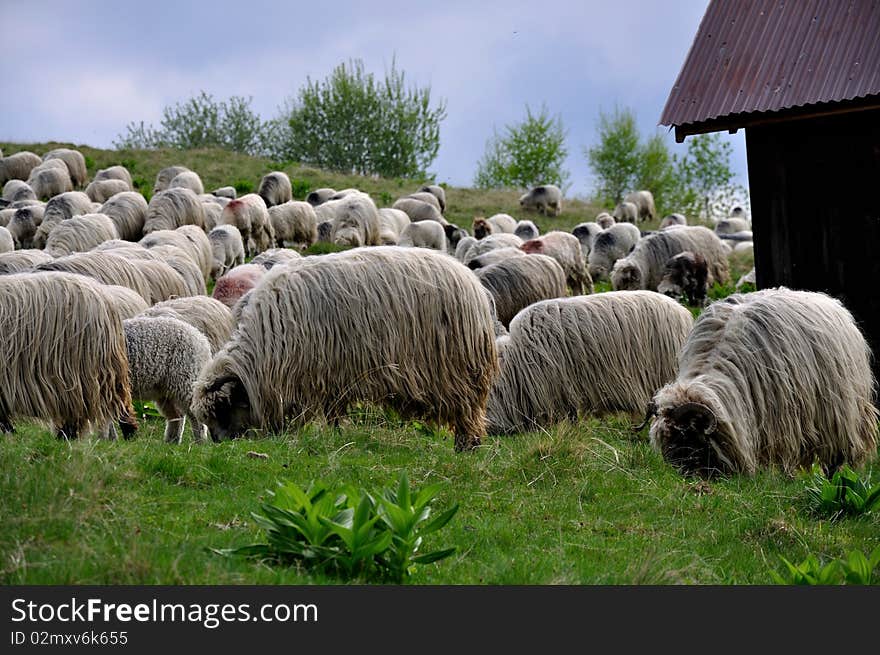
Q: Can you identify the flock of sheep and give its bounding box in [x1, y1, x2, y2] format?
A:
[0, 146, 876, 479]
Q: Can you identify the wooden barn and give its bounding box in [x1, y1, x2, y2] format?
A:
[661, 0, 880, 381]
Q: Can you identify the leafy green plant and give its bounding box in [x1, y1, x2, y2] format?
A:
[805, 463, 880, 519]
[771, 547, 880, 585]
[289, 178, 310, 200]
[379, 191, 394, 207]
[133, 401, 163, 420]
[233, 179, 253, 194]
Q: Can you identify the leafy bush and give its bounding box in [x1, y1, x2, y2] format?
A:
[302, 242, 349, 256]
[771, 547, 880, 585]
[805, 463, 880, 519]
[215, 473, 459, 583]
[379, 191, 394, 207]
[289, 178, 310, 200]
[233, 179, 253, 195]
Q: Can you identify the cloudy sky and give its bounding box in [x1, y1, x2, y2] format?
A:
[0, 0, 748, 198]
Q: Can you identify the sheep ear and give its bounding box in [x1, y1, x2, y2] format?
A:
[670, 403, 717, 435]
[205, 375, 238, 394]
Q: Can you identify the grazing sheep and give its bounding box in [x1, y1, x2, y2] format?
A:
[28, 165, 73, 199]
[611, 226, 729, 292]
[94, 165, 133, 187]
[140, 296, 235, 354]
[572, 221, 603, 259]
[35, 252, 154, 303]
[316, 220, 333, 243]
[32, 191, 98, 248]
[212, 263, 266, 308]
[660, 213, 687, 229]
[153, 166, 190, 194]
[454, 235, 478, 262]
[392, 197, 445, 223]
[97, 284, 150, 319]
[258, 171, 292, 208]
[486, 291, 693, 434]
[208, 225, 246, 279]
[85, 178, 130, 203]
[146, 245, 207, 296]
[0, 227, 13, 254]
[657, 251, 709, 306]
[99, 191, 148, 241]
[148, 225, 213, 282]
[466, 246, 526, 270]
[715, 217, 751, 235]
[514, 220, 539, 242]
[218, 194, 274, 257]
[330, 193, 381, 247]
[649, 288, 878, 477]
[398, 220, 447, 251]
[612, 201, 639, 223]
[0, 151, 43, 185]
[519, 184, 563, 216]
[736, 267, 756, 290]
[587, 223, 642, 281]
[191, 247, 499, 451]
[143, 187, 205, 234]
[213, 186, 236, 200]
[43, 149, 88, 188]
[3, 180, 36, 202]
[268, 201, 317, 249]
[0, 249, 54, 274]
[123, 316, 212, 443]
[0, 208, 14, 226]
[250, 247, 302, 270]
[44, 213, 119, 257]
[461, 233, 523, 265]
[378, 208, 410, 245]
[201, 201, 222, 232]
[473, 213, 517, 239]
[0, 272, 137, 439]
[624, 190, 656, 222]
[306, 188, 336, 206]
[7, 204, 45, 249]
[594, 212, 614, 229]
[443, 223, 468, 256]
[406, 191, 442, 213]
[419, 184, 447, 212]
[168, 170, 204, 196]
[521, 231, 592, 295]
[475, 254, 567, 327]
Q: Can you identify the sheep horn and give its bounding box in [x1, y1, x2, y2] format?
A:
[631, 401, 657, 432]
[669, 402, 717, 435]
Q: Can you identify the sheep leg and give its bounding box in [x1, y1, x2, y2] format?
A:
[0, 416, 14, 434]
[56, 423, 78, 440]
[188, 414, 208, 443]
[163, 418, 186, 444]
[98, 422, 119, 441]
[452, 414, 483, 452]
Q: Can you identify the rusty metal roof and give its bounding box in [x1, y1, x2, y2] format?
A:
[660, 0, 880, 133]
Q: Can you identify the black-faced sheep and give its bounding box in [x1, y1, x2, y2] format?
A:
[191, 246, 499, 451]
[7, 204, 45, 249]
[330, 192, 381, 247]
[587, 222, 642, 281]
[715, 217, 750, 235]
[486, 291, 693, 434]
[100, 191, 148, 241]
[85, 179, 130, 203]
[520, 231, 592, 295]
[32, 191, 95, 248]
[649, 288, 878, 477]
[258, 171, 292, 208]
[218, 194, 274, 257]
[443, 223, 468, 256]
[473, 214, 516, 239]
[306, 188, 336, 206]
[419, 184, 447, 212]
[143, 188, 206, 235]
[519, 184, 563, 216]
[624, 190, 656, 222]
[153, 166, 190, 194]
[213, 186, 236, 200]
[43, 149, 88, 188]
[514, 220, 539, 241]
[139, 295, 236, 355]
[572, 221, 603, 259]
[466, 246, 526, 270]
[657, 251, 709, 306]
[3, 180, 37, 202]
[208, 225, 246, 279]
[475, 254, 567, 327]
[612, 201, 639, 223]
[44, 213, 119, 257]
[268, 201, 318, 249]
[0, 151, 43, 186]
[398, 220, 447, 251]
[660, 213, 687, 229]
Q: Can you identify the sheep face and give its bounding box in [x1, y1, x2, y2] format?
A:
[332, 217, 364, 247]
[657, 252, 708, 306]
[610, 260, 641, 290]
[473, 218, 491, 240]
[651, 401, 738, 478]
[193, 375, 254, 442]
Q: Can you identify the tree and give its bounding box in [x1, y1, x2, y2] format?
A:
[584, 106, 640, 207]
[474, 105, 570, 190]
[635, 133, 678, 216]
[277, 59, 447, 178]
[674, 132, 736, 219]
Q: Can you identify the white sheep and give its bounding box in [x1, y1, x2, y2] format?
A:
[521, 231, 592, 295]
[329, 192, 381, 247]
[94, 165, 133, 188]
[212, 186, 236, 200]
[44, 213, 119, 257]
[100, 191, 148, 241]
[85, 179, 130, 203]
[391, 197, 445, 223]
[624, 190, 656, 222]
[268, 201, 317, 249]
[250, 248, 303, 270]
[475, 254, 567, 327]
[377, 208, 410, 245]
[587, 222, 641, 281]
[139, 296, 236, 355]
[595, 212, 616, 229]
[143, 187, 206, 234]
[519, 185, 563, 216]
[419, 184, 447, 212]
[258, 171, 293, 207]
[612, 201, 639, 223]
[168, 170, 204, 195]
[42, 149, 88, 188]
[3, 180, 36, 202]
[208, 225, 246, 279]
[153, 165, 190, 194]
[473, 214, 516, 239]
[218, 194, 274, 257]
[0, 151, 43, 186]
[0, 226, 13, 254]
[28, 165, 73, 199]
[398, 220, 447, 251]
[572, 221, 603, 260]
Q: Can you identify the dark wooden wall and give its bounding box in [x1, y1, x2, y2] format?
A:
[745, 107, 880, 384]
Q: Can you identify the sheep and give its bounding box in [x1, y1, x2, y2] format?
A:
[330, 193, 381, 247]
[473, 213, 517, 239]
[715, 217, 751, 235]
[316, 220, 333, 243]
[28, 165, 73, 199]
[3, 180, 36, 202]
[99, 191, 148, 241]
[398, 220, 447, 251]
[406, 191, 442, 213]
[201, 200, 222, 232]
[466, 246, 526, 270]
[519, 184, 563, 216]
[218, 194, 274, 257]
[391, 197, 445, 223]
[44, 213, 119, 257]
[166, 170, 203, 195]
[213, 186, 236, 200]
[152, 165, 189, 193]
[521, 231, 592, 295]
[143, 187, 205, 234]
[730, 206, 746, 218]
[648, 288, 878, 477]
[268, 201, 317, 249]
[257, 171, 293, 208]
[35, 252, 154, 304]
[139, 296, 235, 354]
[85, 178, 130, 203]
[32, 191, 96, 248]
[572, 221, 603, 259]
[122, 316, 212, 443]
[419, 184, 447, 212]
[624, 190, 656, 222]
[0, 249, 54, 274]
[145, 245, 207, 296]
[306, 188, 336, 206]
[377, 208, 410, 245]
[612, 201, 639, 223]
[94, 165, 133, 188]
[657, 251, 709, 306]
[443, 223, 469, 256]
[454, 235, 478, 262]
[587, 223, 642, 281]
[208, 225, 246, 279]
[43, 149, 88, 188]
[250, 248, 302, 270]
[0, 151, 43, 185]
[0, 208, 13, 226]
[660, 213, 687, 229]
[212, 263, 266, 308]
[0, 227, 13, 254]
[0, 272, 137, 439]
[595, 212, 616, 229]
[7, 204, 45, 249]
[461, 233, 523, 265]
[733, 241, 754, 256]
[611, 225, 729, 292]
[475, 254, 567, 327]
[96, 284, 150, 319]
[140, 225, 213, 283]
[514, 220, 539, 242]
[736, 267, 756, 290]
[191, 246, 499, 451]
[486, 291, 693, 435]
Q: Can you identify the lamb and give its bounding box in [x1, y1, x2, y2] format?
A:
[378, 208, 410, 245]
[587, 223, 642, 281]
[0, 249, 54, 274]
[330, 193, 381, 247]
[657, 251, 709, 306]
[473, 214, 517, 239]
[0, 227, 13, 254]
[572, 221, 603, 259]
[139, 296, 235, 354]
[611, 226, 730, 292]
[519, 184, 563, 216]
[715, 217, 750, 235]
[648, 288, 878, 477]
[85, 178, 130, 203]
[99, 191, 148, 241]
[660, 213, 687, 229]
[521, 231, 593, 295]
[486, 291, 693, 434]
[391, 197, 445, 223]
[306, 188, 336, 206]
[7, 204, 45, 249]
[0, 272, 137, 439]
[191, 246, 499, 451]
[595, 212, 616, 229]
[514, 220, 539, 242]
[258, 171, 292, 207]
[419, 184, 447, 212]
[466, 246, 526, 270]
[168, 170, 204, 195]
[143, 187, 206, 234]
[0, 151, 43, 185]
[32, 191, 95, 248]
[153, 166, 190, 194]
[213, 186, 236, 200]
[612, 201, 639, 223]
[122, 316, 212, 443]
[268, 201, 317, 249]
[475, 254, 567, 327]
[44, 213, 119, 257]
[208, 225, 246, 279]
[218, 194, 274, 257]
[250, 248, 302, 270]
[398, 220, 447, 251]
[28, 165, 73, 199]
[43, 149, 88, 188]
[3, 180, 37, 202]
[624, 190, 656, 222]
[212, 263, 266, 308]
[94, 165, 133, 188]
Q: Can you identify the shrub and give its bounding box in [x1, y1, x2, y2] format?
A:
[233, 180, 254, 195]
[804, 463, 880, 519]
[771, 547, 880, 585]
[289, 178, 310, 200]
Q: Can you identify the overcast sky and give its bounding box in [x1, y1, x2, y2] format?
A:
[0, 0, 748, 198]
